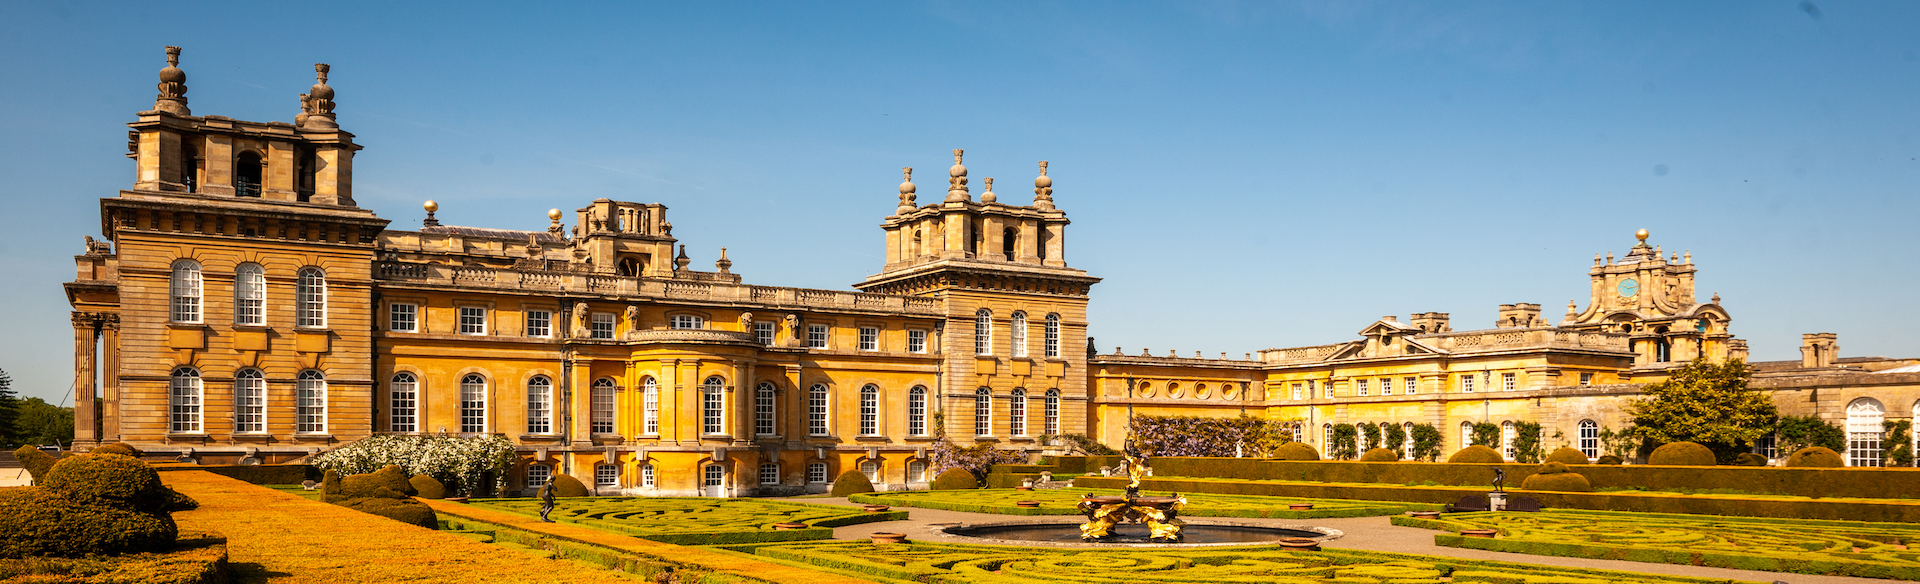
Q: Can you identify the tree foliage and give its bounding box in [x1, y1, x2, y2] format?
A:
[1382, 423, 1409, 459]
[1127, 415, 1291, 458]
[0, 369, 17, 446]
[1884, 420, 1914, 468]
[1776, 415, 1845, 456]
[1328, 424, 1358, 460]
[14, 398, 74, 447]
[1470, 422, 1500, 448]
[1409, 424, 1444, 462]
[1627, 358, 1776, 461]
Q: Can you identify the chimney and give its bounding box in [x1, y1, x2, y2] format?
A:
[1800, 333, 1838, 368]
[1496, 303, 1543, 328]
[1410, 312, 1451, 333]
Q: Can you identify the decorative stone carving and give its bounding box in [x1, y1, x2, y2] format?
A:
[300, 64, 338, 130]
[1033, 161, 1055, 210]
[896, 167, 917, 215]
[945, 149, 969, 203]
[154, 46, 189, 116]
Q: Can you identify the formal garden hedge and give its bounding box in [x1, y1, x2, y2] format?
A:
[0, 452, 189, 558]
[465, 496, 906, 545]
[848, 487, 1438, 518]
[0, 532, 227, 584]
[1394, 509, 1920, 580]
[719, 539, 1761, 584]
[1028, 455, 1920, 500]
[152, 463, 318, 485]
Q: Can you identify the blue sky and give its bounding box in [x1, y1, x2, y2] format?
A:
[2, 1, 1916, 404]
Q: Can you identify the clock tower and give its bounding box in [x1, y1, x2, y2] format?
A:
[1560, 229, 1736, 369]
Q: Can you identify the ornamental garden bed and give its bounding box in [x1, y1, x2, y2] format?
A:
[847, 487, 1438, 519]
[1393, 509, 1920, 580]
[0, 532, 227, 584]
[716, 539, 1769, 584]
[464, 496, 907, 545]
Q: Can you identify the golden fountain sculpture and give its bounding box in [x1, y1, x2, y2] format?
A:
[1077, 441, 1186, 541]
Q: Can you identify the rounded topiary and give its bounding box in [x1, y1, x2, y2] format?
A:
[1535, 461, 1570, 475]
[1647, 442, 1717, 466]
[338, 496, 437, 528]
[1785, 447, 1844, 468]
[0, 487, 177, 558]
[1546, 447, 1590, 465]
[1595, 455, 1624, 465]
[1447, 445, 1504, 464]
[409, 474, 447, 499]
[1359, 448, 1400, 462]
[1272, 442, 1322, 461]
[929, 468, 978, 490]
[42, 453, 165, 511]
[91, 443, 143, 458]
[13, 445, 55, 484]
[162, 487, 199, 511]
[829, 470, 876, 497]
[551, 473, 589, 497]
[1520, 470, 1592, 492]
[321, 469, 344, 503]
[341, 465, 417, 500]
[1734, 453, 1769, 467]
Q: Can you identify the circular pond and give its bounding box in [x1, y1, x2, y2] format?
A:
[931, 521, 1340, 548]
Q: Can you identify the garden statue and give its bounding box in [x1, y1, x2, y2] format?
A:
[1076, 436, 1186, 542]
[1490, 467, 1506, 493]
[538, 481, 558, 522]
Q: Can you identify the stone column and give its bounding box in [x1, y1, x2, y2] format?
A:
[101, 316, 121, 442]
[71, 313, 98, 446]
[733, 360, 751, 444]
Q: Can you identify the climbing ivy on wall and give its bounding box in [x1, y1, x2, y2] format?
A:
[1886, 420, 1915, 468]
[1329, 423, 1358, 460]
[1512, 421, 1545, 463]
[1410, 424, 1444, 462]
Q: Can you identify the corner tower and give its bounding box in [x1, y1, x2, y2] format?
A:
[855, 151, 1100, 445]
[1559, 229, 1736, 369]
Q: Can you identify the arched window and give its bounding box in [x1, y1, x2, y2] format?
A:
[233, 263, 265, 326]
[460, 374, 487, 433]
[297, 370, 327, 434]
[526, 376, 553, 434]
[1044, 314, 1061, 358]
[1011, 312, 1029, 358]
[1002, 227, 1018, 261]
[1357, 424, 1370, 451]
[759, 462, 780, 485]
[807, 462, 828, 484]
[591, 378, 616, 434]
[296, 267, 327, 328]
[808, 383, 829, 436]
[1044, 389, 1061, 436]
[170, 260, 202, 323]
[1403, 422, 1416, 456]
[1500, 421, 1516, 461]
[1322, 423, 1333, 456]
[1847, 398, 1886, 467]
[641, 464, 656, 488]
[170, 367, 202, 433]
[390, 372, 418, 433]
[974, 309, 993, 355]
[755, 382, 776, 436]
[974, 388, 993, 436]
[1578, 420, 1600, 460]
[907, 386, 927, 436]
[860, 460, 880, 482]
[233, 368, 264, 433]
[1009, 388, 1028, 436]
[235, 150, 264, 197]
[701, 376, 726, 435]
[859, 384, 880, 436]
[908, 459, 927, 483]
[641, 377, 659, 434]
[1461, 421, 1474, 450]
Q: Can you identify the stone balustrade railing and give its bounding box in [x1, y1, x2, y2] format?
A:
[375, 262, 943, 316]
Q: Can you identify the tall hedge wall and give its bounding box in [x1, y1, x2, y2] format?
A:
[1032, 456, 1920, 500]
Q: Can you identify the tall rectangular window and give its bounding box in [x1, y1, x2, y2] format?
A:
[390, 373, 418, 433]
[701, 377, 725, 435]
[1356, 379, 1369, 397]
[1291, 383, 1304, 401]
[859, 327, 880, 351]
[807, 324, 829, 349]
[859, 385, 879, 436]
[170, 261, 202, 324]
[1502, 372, 1516, 392]
[1460, 375, 1475, 393]
[591, 379, 615, 434]
[1378, 378, 1392, 396]
[459, 306, 487, 335]
[642, 465, 656, 487]
[907, 330, 927, 353]
[297, 268, 326, 328]
[297, 371, 327, 434]
[1578, 420, 1600, 460]
[1044, 314, 1060, 358]
[389, 303, 418, 333]
[1043, 389, 1060, 435]
[525, 310, 552, 338]
[908, 387, 927, 436]
[233, 369, 264, 433]
[460, 375, 487, 433]
[1009, 389, 1027, 436]
[1404, 377, 1417, 395]
[974, 310, 993, 355]
[591, 313, 615, 339]
[755, 383, 776, 436]
[808, 384, 829, 436]
[526, 377, 552, 434]
[234, 264, 265, 326]
[974, 389, 993, 436]
[642, 377, 659, 434]
[1011, 312, 1028, 358]
[755, 321, 775, 346]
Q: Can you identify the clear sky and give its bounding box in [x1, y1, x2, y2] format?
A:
[2, 1, 1916, 405]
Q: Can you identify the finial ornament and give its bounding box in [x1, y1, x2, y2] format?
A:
[981, 177, 997, 203]
[154, 46, 190, 116]
[422, 200, 440, 226]
[945, 149, 970, 202]
[1635, 228, 1649, 244]
[674, 244, 691, 271]
[1033, 161, 1056, 210]
[896, 167, 917, 214]
[715, 247, 732, 274]
[301, 63, 339, 130]
[547, 208, 564, 233]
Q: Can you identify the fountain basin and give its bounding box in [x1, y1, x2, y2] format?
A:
[930, 520, 1341, 548]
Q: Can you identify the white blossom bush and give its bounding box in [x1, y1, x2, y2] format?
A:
[311, 434, 517, 496]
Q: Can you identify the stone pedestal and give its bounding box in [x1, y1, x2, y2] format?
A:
[1487, 491, 1507, 512]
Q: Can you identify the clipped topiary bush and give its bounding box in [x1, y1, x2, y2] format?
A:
[341, 464, 416, 499]
[1519, 470, 1592, 492]
[1359, 448, 1400, 462]
[1545, 447, 1590, 465]
[320, 469, 344, 503]
[930, 468, 978, 490]
[42, 453, 165, 511]
[1734, 453, 1769, 466]
[1784, 446, 1844, 468]
[1272, 442, 1322, 461]
[162, 487, 199, 511]
[830, 470, 876, 497]
[91, 443, 143, 458]
[1596, 455, 1624, 465]
[1447, 445, 1503, 464]
[0, 487, 178, 558]
[551, 473, 589, 497]
[409, 474, 447, 499]
[337, 496, 437, 528]
[13, 445, 54, 484]
[1647, 442, 1717, 466]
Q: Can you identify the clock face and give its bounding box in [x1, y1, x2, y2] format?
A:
[1617, 278, 1640, 298]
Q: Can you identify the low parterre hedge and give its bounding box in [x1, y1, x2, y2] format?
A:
[0, 532, 227, 584]
[152, 463, 318, 485]
[1394, 509, 1920, 580]
[465, 497, 907, 545]
[848, 488, 1438, 518]
[719, 539, 1763, 584]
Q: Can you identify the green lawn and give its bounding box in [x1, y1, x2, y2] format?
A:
[465, 496, 907, 545]
[849, 487, 1439, 518]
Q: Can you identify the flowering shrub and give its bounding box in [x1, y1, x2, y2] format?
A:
[929, 436, 1027, 482]
[311, 434, 517, 497]
[1126, 415, 1291, 458]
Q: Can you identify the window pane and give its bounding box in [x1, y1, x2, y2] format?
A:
[170, 368, 201, 433]
[297, 370, 327, 434]
[390, 373, 417, 433]
[702, 376, 725, 435]
[461, 375, 487, 433]
[755, 383, 776, 436]
[808, 384, 829, 435]
[591, 379, 616, 434]
[526, 310, 551, 337]
[974, 388, 992, 436]
[235, 264, 264, 326]
[859, 385, 879, 436]
[526, 377, 551, 434]
[908, 387, 926, 436]
[643, 377, 659, 434]
[1044, 315, 1060, 358]
[297, 269, 326, 328]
